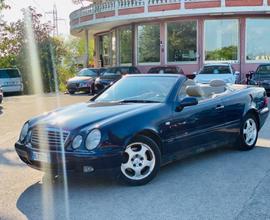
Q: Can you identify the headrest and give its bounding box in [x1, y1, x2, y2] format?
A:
[210, 79, 226, 87]
[186, 85, 204, 97]
[184, 79, 196, 86]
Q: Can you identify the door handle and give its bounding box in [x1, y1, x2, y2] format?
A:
[216, 105, 225, 110]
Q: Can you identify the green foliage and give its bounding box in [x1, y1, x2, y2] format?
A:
[138, 25, 160, 63]
[0, 6, 93, 94]
[120, 28, 132, 64]
[205, 46, 238, 61]
[167, 21, 197, 62]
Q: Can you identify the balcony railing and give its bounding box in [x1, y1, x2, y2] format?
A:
[70, 0, 268, 26]
[70, 0, 223, 20]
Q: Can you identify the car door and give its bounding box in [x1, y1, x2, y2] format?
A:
[219, 91, 246, 141]
[164, 97, 226, 155]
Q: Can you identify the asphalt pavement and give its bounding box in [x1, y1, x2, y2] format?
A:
[0, 94, 269, 220]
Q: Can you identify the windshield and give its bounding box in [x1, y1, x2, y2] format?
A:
[77, 69, 98, 77]
[200, 66, 231, 74]
[256, 65, 270, 75]
[0, 69, 21, 78]
[95, 76, 178, 103]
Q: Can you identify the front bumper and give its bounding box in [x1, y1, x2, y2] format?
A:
[15, 142, 123, 174]
[2, 85, 23, 93]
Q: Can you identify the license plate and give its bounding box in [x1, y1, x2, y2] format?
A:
[32, 152, 51, 163]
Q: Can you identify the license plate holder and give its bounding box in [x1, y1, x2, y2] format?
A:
[32, 152, 51, 163]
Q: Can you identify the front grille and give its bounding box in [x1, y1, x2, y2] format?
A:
[31, 127, 70, 150]
[68, 83, 79, 89]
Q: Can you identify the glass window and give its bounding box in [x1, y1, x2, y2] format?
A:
[77, 68, 98, 77]
[199, 65, 231, 74]
[99, 34, 111, 67]
[119, 27, 132, 64]
[204, 19, 239, 61]
[111, 30, 117, 66]
[0, 69, 21, 78]
[167, 21, 197, 62]
[95, 76, 178, 103]
[137, 24, 160, 63]
[246, 19, 270, 61]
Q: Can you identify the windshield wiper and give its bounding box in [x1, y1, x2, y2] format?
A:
[116, 99, 160, 103]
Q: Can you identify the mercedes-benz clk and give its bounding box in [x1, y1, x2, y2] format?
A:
[15, 75, 269, 185]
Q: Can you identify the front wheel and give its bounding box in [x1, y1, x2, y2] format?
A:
[120, 136, 161, 186]
[237, 114, 259, 151]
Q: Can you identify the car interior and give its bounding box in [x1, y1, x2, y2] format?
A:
[178, 79, 233, 101]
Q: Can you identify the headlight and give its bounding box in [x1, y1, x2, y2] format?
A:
[72, 135, 83, 149]
[20, 123, 29, 141]
[85, 129, 101, 150]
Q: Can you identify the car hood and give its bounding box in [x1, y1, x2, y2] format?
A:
[195, 74, 236, 83]
[30, 102, 161, 131]
[68, 76, 94, 83]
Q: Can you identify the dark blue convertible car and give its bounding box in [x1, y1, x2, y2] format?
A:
[15, 75, 269, 185]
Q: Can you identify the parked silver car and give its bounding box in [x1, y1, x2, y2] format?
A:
[0, 68, 24, 94]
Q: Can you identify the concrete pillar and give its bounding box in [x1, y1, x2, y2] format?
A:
[198, 19, 204, 69]
[84, 29, 89, 68]
[239, 18, 246, 82]
[160, 22, 166, 65]
[221, 0, 226, 7]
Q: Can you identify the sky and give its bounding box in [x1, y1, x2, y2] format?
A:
[2, 0, 84, 36]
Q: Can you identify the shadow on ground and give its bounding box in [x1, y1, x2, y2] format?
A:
[0, 106, 3, 115]
[16, 146, 270, 220]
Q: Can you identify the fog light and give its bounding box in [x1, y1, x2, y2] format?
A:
[83, 166, 94, 173]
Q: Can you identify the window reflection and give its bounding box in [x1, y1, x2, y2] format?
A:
[119, 27, 132, 64]
[167, 21, 197, 62]
[246, 19, 270, 61]
[204, 19, 238, 61]
[137, 24, 160, 63]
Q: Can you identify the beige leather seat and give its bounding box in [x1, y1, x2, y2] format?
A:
[200, 79, 226, 97]
[186, 85, 205, 100]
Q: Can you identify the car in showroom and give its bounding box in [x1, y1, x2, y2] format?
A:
[247, 64, 270, 95]
[148, 66, 185, 75]
[94, 66, 140, 92]
[66, 68, 101, 94]
[15, 75, 269, 186]
[0, 86, 3, 104]
[0, 68, 24, 94]
[194, 63, 240, 84]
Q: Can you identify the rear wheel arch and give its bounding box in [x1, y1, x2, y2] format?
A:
[244, 109, 260, 129]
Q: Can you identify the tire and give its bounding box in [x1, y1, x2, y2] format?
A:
[69, 90, 75, 95]
[119, 135, 161, 186]
[237, 113, 259, 151]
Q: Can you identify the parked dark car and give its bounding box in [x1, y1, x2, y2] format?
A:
[67, 68, 101, 94]
[247, 64, 270, 95]
[195, 63, 241, 84]
[15, 75, 269, 185]
[0, 86, 3, 104]
[148, 66, 184, 75]
[94, 66, 140, 91]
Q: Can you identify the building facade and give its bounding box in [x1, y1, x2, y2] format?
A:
[70, 0, 270, 80]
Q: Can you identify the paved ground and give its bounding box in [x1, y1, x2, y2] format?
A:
[0, 94, 269, 220]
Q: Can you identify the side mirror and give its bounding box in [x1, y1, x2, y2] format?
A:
[176, 97, 198, 111]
